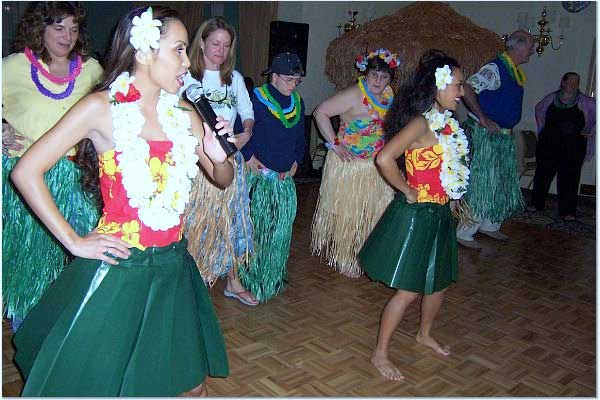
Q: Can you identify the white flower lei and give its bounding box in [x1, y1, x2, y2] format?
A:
[110, 72, 199, 231]
[423, 108, 470, 199]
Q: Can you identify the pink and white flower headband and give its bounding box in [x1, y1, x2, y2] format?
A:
[355, 48, 399, 71]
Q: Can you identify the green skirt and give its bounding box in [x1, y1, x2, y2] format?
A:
[463, 118, 525, 223]
[2, 155, 100, 321]
[358, 193, 458, 294]
[13, 238, 229, 397]
[239, 170, 297, 302]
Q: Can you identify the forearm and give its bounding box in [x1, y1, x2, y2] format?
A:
[211, 159, 234, 187]
[313, 107, 337, 144]
[463, 85, 487, 120]
[10, 166, 80, 251]
[376, 154, 411, 194]
[235, 118, 254, 150]
[242, 118, 254, 134]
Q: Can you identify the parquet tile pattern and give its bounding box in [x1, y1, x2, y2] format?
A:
[2, 182, 595, 396]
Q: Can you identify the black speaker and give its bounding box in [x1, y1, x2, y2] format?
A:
[268, 21, 309, 77]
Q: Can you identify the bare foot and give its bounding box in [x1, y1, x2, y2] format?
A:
[180, 382, 208, 397]
[415, 334, 451, 356]
[371, 352, 405, 381]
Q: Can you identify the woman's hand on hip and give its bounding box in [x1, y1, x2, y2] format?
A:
[331, 143, 356, 162]
[68, 231, 132, 265]
[404, 187, 419, 204]
[2, 122, 25, 156]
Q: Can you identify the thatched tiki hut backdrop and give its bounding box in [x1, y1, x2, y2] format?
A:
[325, 2, 505, 91]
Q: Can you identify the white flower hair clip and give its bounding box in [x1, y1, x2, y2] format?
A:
[435, 65, 453, 91]
[129, 7, 162, 53]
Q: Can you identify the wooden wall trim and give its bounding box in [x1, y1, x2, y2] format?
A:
[238, 1, 279, 86]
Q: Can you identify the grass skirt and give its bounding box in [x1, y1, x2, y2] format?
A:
[461, 119, 525, 224]
[358, 193, 458, 294]
[2, 155, 100, 321]
[311, 152, 394, 278]
[183, 152, 253, 286]
[13, 238, 229, 397]
[239, 170, 297, 302]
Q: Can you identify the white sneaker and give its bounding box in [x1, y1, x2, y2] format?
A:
[457, 238, 482, 249]
[479, 230, 509, 241]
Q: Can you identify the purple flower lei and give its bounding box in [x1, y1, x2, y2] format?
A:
[30, 57, 77, 100]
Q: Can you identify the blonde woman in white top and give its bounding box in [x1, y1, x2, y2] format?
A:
[181, 16, 258, 306]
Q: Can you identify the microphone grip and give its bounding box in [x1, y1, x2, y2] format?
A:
[190, 95, 237, 157]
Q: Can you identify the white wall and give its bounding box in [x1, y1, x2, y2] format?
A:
[449, 1, 596, 190]
[278, 1, 597, 190]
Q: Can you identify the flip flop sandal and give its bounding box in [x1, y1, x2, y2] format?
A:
[224, 289, 258, 306]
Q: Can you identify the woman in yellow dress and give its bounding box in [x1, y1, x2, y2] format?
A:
[2, 2, 103, 332]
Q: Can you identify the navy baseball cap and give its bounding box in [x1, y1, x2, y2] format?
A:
[262, 52, 304, 76]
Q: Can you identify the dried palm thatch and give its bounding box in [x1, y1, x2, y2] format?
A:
[325, 2, 505, 90]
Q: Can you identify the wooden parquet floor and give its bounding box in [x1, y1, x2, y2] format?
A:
[2, 182, 596, 397]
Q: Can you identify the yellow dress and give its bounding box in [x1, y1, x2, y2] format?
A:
[2, 52, 103, 322]
[2, 52, 103, 156]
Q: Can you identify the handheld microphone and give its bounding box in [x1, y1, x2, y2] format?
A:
[184, 84, 237, 157]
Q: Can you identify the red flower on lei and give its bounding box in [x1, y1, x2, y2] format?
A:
[441, 124, 453, 135]
[114, 83, 141, 103]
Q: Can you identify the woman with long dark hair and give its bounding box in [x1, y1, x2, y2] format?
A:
[2, 1, 103, 332]
[11, 6, 232, 396]
[358, 50, 469, 380]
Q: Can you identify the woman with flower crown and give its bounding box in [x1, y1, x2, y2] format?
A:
[2, 2, 104, 333]
[311, 48, 397, 278]
[358, 49, 469, 381]
[10, 6, 232, 396]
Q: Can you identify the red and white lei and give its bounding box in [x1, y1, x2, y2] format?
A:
[109, 72, 199, 231]
[423, 108, 470, 199]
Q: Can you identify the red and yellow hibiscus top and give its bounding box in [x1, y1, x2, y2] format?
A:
[96, 141, 183, 250]
[405, 144, 449, 205]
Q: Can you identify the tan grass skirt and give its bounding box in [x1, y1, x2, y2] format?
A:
[183, 156, 252, 286]
[310, 152, 394, 278]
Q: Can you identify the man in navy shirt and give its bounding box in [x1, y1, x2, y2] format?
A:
[239, 53, 306, 302]
[457, 30, 534, 249]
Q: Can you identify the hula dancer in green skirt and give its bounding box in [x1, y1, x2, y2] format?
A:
[240, 53, 306, 302]
[2, 2, 103, 332]
[10, 7, 234, 396]
[358, 50, 470, 381]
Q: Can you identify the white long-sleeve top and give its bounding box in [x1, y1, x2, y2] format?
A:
[180, 69, 254, 130]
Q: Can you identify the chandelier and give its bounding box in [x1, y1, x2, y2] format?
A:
[533, 7, 565, 55]
[505, 8, 568, 56]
